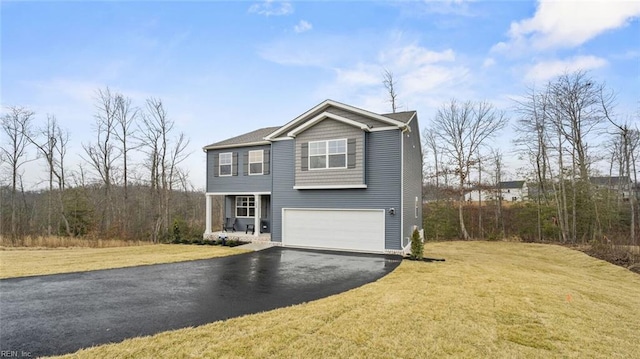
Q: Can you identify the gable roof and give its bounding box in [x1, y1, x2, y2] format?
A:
[287, 112, 371, 138]
[265, 99, 408, 140]
[499, 181, 526, 189]
[203, 126, 281, 150]
[381, 111, 416, 124]
[590, 176, 631, 186]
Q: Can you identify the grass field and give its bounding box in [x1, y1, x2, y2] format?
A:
[48, 241, 640, 359]
[0, 245, 249, 278]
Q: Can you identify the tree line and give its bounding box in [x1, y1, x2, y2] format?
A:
[414, 71, 639, 245]
[0, 88, 215, 244]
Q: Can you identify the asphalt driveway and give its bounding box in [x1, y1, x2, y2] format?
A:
[0, 247, 401, 357]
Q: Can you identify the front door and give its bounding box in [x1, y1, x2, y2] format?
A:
[260, 195, 270, 233]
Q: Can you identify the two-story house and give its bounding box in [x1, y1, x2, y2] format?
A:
[466, 181, 528, 202]
[203, 100, 423, 254]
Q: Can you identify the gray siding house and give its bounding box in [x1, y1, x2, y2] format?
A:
[203, 100, 423, 254]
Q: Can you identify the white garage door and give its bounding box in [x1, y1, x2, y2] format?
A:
[282, 208, 385, 253]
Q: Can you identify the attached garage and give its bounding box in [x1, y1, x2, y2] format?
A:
[282, 208, 385, 253]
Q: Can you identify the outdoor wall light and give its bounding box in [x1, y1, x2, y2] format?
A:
[389, 208, 395, 215]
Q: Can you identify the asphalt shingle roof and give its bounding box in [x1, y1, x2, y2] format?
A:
[499, 181, 526, 189]
[381, 111, 416, 123]
[204, 126, 281, 149]
[204, 109, 416, 150]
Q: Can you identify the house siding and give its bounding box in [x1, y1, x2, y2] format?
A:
[294, 119, 365, 187]
[324, 107, 395, 128]
[401, 116, 423, 247]
[272, 130, 402, 250]
[206, 144, 272, 193]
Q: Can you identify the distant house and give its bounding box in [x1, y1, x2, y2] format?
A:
[203, 99, 423, 254]
[499, 181, 528, 202]
[590, 176, 635, 200]
[466, 181, 528, 202]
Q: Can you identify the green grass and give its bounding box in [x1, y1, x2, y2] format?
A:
[52, 241, 640, 358]
[0, 244, 249, 278]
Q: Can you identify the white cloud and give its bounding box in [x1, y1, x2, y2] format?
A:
[482, 58, 496, 68]
[380, 45, 455, 68]
[294, 20, 312, 33]
[248, 1, 293, 16]
[315, 44, 471, 114]
[524, 55, 608, 82]
[498, 0, 640, 51]
[334, 65, 380, 87]
[416, 0, 477, 17]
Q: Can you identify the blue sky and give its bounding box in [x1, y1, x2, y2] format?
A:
[2, 0, 639, 189]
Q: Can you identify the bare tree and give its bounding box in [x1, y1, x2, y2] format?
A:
[113, 93, 138, 235]
[548, 71, 612, 241]
[514, 87, 553, 242]
[491, 149, 505, 236]
[82, 87, 120, 233]
[1, 106, 34, 241]
[138, 98, 190, 242]
[27, 114, 58, 235]
[433, 99, 507, 239]
[383, 68, 398, 113]
[603, 97, 639, 244]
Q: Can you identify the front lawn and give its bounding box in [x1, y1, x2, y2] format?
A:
[0, 245, 249, 278]
[54, 241, 640, 358]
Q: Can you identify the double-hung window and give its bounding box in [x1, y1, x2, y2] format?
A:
[248, 150, 263, 175]
[219, 152, 232, 176]
[309, 139, 346, 170]
[235, 196, 255, 217]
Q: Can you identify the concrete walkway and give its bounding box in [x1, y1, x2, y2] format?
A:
[235, 242, 275, 251]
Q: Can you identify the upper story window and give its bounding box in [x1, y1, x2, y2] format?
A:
[249, 150, 263, 175]
[309, 139, 346, 170]
[219, 152, 232, 176]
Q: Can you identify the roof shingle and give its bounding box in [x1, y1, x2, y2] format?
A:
[204, 126, 281, 150]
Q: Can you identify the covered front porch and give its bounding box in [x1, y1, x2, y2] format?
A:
[204, 192, 271, 241]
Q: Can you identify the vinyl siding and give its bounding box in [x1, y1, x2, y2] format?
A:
[401, 116, 423, 247]
[272, 130, 402, 250]
[324, 107, 395, 128]
[295, 119, 365, 186]
[206, 144, 272, 193]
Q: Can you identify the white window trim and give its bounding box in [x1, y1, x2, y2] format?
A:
[219, 152, 232, 177]
[415, 196, 419, 219]
[248, 150, 264, 176]
[235, 196, 255, 218]
[308, 138, 347, 170]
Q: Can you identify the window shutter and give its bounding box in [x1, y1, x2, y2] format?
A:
[232, 152, 238, 176]
[301, 142, 308, 171]
[243, 151, 248, 176]
[264, 149, 270, 175]
[347, 138, 356, 169]
[212, 152, 219, 177]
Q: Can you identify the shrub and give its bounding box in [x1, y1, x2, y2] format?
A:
[410, 228, 424, 260]
[172, 219, 182, 242]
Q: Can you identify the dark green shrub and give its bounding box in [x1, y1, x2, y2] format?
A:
[172, 219, 181, 242]
[410, 228, 424, 260]
[423, 202, 459, 240]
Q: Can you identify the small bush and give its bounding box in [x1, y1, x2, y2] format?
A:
[410, 228, 424, 260]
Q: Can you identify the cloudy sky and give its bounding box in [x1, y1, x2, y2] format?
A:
[2, 0, 639, 189]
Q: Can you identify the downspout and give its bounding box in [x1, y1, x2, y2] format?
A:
[400, 128, 405, 251]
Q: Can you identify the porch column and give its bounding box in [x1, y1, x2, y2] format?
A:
[205, 194, 212, 234]
[254, 194, 261, 237]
